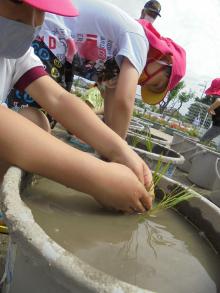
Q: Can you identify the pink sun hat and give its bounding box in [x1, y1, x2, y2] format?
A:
[205, 78, 220, 96]
[22, 0, 79, 17]
[138, 19, 186, 105]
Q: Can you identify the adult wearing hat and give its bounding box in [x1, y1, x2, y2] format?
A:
[200, 78, 220, 149]
[140, 0, 161, 23]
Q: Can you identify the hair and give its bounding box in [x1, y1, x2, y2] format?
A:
[9, 0, 22, 3]
[164, 65, 172, 78]
[97, 58, 120, 83]
[143, 8, 158, 19]
[160, 55, 172, 78]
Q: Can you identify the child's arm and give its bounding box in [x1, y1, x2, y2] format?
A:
[103, 57, 139, 139]
[208, 98, 220, 114]
[26, 75, 152, 188]
[0, 106, 151, 212]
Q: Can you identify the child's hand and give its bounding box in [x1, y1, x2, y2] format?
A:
[208, 107, 216, 115]
[111, 145, 153, 192]
[93, 162, 152, 213]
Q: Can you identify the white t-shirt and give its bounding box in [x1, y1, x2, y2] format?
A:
[0, 47, 44, 104]
[42, 0, 148, 78]
[38, 15, 72, 64]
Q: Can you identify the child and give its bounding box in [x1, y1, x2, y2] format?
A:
[38, 0, 186, 139]
[200, 78, 220, 150]
[0, 0, 153, 213]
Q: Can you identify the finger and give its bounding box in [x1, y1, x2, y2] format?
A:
[143, 165, 153, 188]
[133, 200, 146, 213]
[120, 207, 134, 214]
[140, 192, 153, 210]
[138, 168, 144, 184]
[125, 208, 137, 215]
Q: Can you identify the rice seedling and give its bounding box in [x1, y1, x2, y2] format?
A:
[131, 134, 141, 148]
[130, 130, 197, 218]
[141, 158, 198, 220]
[145, 131, 153, 153]
[130, 130, 153, 153]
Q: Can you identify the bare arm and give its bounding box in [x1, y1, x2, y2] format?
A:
[26, 74, 152, 189]
[0, 106, 152, 212]
[208, 98, 220, 114]
[103, 57, 139, 139]
[27, 76, 126, 162]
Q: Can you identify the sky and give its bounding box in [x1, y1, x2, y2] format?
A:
[106, 0, 220, 113]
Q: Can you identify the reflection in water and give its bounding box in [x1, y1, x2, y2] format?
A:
[144, 220, 175, 258]
[23, 177, 220, 293]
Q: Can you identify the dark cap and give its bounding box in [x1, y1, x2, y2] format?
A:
[144, 0, 161, 17]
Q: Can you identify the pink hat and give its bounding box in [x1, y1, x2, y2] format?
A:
[205, 78, 220, 96]
[138, 19, 186, 105]
[23, 0, 79, 17]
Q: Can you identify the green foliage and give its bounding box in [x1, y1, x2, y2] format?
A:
[129, 132, 197, 218]
[186, 128, 199, 138]
[159, 80, 186, 113]
[195, 94, 212, 106]
[130, 131, 153, 153]
[185, 102, 212, 128]
[145, 132, 153, 153]
[143, 185, 196, 218]
[140, 159, 197, 221]
[131, 134, 141, 148]
[133, 110, 143, 118]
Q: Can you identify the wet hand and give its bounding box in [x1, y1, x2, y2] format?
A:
[112, 145, 153, 193]
[94, 162, 152, 213]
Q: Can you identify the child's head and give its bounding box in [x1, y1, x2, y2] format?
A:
[138, 19, 186, 105]
[205, 78, 220, 97]
[0, 0, 78, 59]
[139, 56, 172, 94]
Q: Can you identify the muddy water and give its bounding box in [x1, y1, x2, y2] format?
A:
[23, 178, 220, 293]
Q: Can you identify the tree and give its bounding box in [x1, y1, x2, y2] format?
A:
[185, 101, 212, 128]
[195, 94, 212, 106]
[159, 81, 185, 113]
[169, 90, 196, 116]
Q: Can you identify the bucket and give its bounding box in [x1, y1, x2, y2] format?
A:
[127, 131, 170, 147]
[188, 149, 220, 190]
[126, 133, 184, 177]
[171, 132, 202, 172]
[1, 167, 220, 293]
[0, 168, 152, 293]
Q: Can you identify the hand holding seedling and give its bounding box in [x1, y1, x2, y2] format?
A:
[111, 143, 153, 190]
[93, 162, 152, 213]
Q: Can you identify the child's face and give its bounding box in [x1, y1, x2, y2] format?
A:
[140, 61, 169, 93]
[0, 0, 44, 27]
[0, 0, 45, 58]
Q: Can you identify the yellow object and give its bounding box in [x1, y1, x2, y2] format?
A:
[0, 225, 8, 234]
[82, 87, 103, 111]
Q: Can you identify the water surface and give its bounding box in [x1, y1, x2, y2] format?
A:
[24, 178, 220, 293]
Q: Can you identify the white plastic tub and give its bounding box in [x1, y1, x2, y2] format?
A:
[1, 167, 220, 293]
